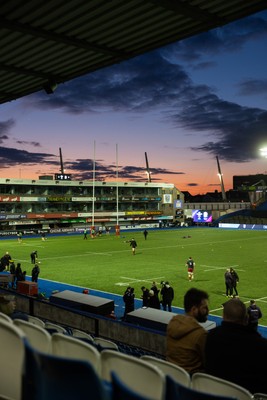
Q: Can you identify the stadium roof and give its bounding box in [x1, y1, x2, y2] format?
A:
[1, 0, 267, 104]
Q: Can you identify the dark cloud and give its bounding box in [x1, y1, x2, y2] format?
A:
[163, 12, 267, 63]
[0, 119, 14, 143]
[237, 79, 267, 96]
[64, 159, 181, 181]
[16, 140, 41, 147]
[8, 11, 267, 172]
[0, 147, 56, 166]
[175, 94, 267, 161]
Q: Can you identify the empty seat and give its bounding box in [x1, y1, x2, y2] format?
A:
[141, 355, 191, 387]
[27, 315, 45, 328]
[191, 373, 253, 400]
[71, 328, 94, 342]
[166, 375, 238, 400]
[13, 319, 51, 353]
[101, 349, 165, 400]
[94, 337, 119, 351]
[112, 371, 155, 400]
[0, 312, 13, 323]
[253, 394, 267, 400]
[0, 319, 26, 400]
[51, 333, 101, 374]
[23, 342, 108, 400]
[45, 321, 67, 334]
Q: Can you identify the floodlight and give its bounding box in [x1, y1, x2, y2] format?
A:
[260, 147, 267, 158]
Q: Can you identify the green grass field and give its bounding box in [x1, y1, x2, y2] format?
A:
[2, 227, 267, 325]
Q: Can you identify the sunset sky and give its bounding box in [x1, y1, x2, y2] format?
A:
[0, 10, 267, 195]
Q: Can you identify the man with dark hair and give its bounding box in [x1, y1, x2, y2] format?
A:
[123, 286, 135, 319]
[140, 286, 149, 307]
[205, 298, 267, 394]
[161, 281, 174, 312]
[0, 295, 28, 321]
[166, 288, 209, 374]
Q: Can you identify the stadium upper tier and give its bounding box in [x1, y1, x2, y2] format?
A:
[0, 177, 182, 234]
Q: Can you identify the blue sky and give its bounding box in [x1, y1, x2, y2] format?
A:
[0, 10, 267, 194]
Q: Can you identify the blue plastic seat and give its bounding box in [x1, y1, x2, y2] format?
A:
[112, 371, 155, 400]
[23, 342, 108, 400]
[166, 375, 237, 400]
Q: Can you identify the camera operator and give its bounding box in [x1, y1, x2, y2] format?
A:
[160, 281, 174, 312]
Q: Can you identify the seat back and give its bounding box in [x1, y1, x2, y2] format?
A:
[141, 355, 191, 387]
[23, 343, 108, 400]
[166, 375, 238, 400]
[51, 333, 101, 373]
[94, 337, 119, 350]
[253, 394, 267, 400]
[191, 373, 253, 400]
[71, 328, 94, 342]
[27, 315, 45, 328]
[0, 319, 26, 400]
[13, 319, 51, 353]
[0, 312, 13, 323]
[45, 321, 67, 333]
[101, 349, 165, 400]
[112, 371, 155, 400]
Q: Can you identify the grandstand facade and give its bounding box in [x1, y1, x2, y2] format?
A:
[0, 177, 183, 235]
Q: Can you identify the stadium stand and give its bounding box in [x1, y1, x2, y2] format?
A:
[191, 373, 253, 400]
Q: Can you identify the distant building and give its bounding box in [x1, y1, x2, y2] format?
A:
[0, 177, 184, 234]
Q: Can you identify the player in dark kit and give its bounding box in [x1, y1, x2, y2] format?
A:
[186, 256, 195, 281]
[127, 238, 137, 255]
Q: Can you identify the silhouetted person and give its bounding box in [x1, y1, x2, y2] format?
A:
[30, 251, 38, 264]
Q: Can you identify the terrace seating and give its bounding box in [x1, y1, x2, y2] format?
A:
[111, 371, 154, 400]
[23, 341, 108, 400]
[191, 373, 253, 400]
[44, 321, 68, 334]
[100, 349, 165, 400]
[0, 312, 13, 323]
[165, 375, 238, 400]
[71, 328, 94, 342]
[0, 319, 26, 400]
[94, 337, 119, 351]
[13, 319, 52, 353]
[141, 355, 191, 387]
[51, 332, 101, 374]
[27, 315, 45, 328]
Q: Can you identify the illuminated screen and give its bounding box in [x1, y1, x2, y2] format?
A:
[55, 173, 72, 181]
[192, 210, 212, 223]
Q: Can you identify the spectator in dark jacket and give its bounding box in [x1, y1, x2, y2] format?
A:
[205, 298, 267, 394]
[30, 251, 38, 264]
[141, 286, 150, 307]
[31, 264, 40, 282]
[224, 269, 233, 297]
[230, 267, 239, 297]
[148, 290, 160, 309]
[123, 286, 135, 319]
[247, 299, 262, 332]
[161, 281, 174, 312]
